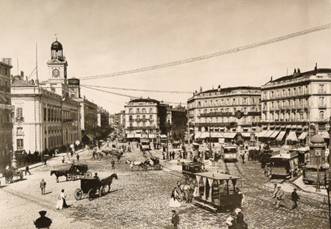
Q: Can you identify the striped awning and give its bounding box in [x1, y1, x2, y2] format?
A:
[269, 130, 280, 139]
[222, 132, 237, 139]
[286, 131, 298, 142]
[320, 131, 329, 139]
[298, 132, 308, 140]
[241, 132, 251, 138]
[276, 131, 286, 141]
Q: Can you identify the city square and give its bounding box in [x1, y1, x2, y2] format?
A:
[1, 1, 331, 228]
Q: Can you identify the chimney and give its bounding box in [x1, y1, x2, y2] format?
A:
[315, 63, 318, 71]
[297, 68, 301, 74]
[294, 69, 297, 74]
[270, 76, 273, 81]
[20, 71, 24, 80]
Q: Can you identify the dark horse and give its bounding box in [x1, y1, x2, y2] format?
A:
[100, 173, 118, 194]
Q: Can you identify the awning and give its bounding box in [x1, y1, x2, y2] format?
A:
[241, 132, 251, 138]
[269, 130, 280, 139]
[265, 130, 274, 138]
[135, 133, 141, 138]
[160, 134, 167, 138]
[200, 132, 209, 138]
[223, 132, 237, 139]
[286, 131, 298, 142]
[320, 131, 329, 139]
[256, 131, 266, 138]
[298, 132, 308, 140]
[211, 132, 223, 138]
[276, 131, 286, 141]
[286, 125, 292, 129]
[126, 133, 135, 138]
[149, 134, 156, 138]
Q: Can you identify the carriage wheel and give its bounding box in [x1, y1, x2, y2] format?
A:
[88, 188, 95, 200]
[98, 187, 103, 197]
[74, 188, 83, 200]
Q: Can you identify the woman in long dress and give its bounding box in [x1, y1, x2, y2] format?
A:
[56, 189, 68, 209]
[169, 191, 181, 208]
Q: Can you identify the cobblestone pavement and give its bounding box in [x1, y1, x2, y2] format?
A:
[0, 147, 329, 228]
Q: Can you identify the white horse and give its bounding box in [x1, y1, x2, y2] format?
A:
[125, 160, 147, 170]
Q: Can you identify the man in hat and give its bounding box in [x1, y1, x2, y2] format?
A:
[171, 210, 180, 229]
[274, 185, 285, 208]
[291, 188, 300, 209]
[33, 210, 52, 229]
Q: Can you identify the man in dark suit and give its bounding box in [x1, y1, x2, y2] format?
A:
[171, 210, 179, 229]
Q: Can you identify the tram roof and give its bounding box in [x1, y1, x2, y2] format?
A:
[195, 172, 240, 181]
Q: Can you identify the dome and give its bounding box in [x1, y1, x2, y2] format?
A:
[51, 40, 63, 51]
[310, 134, 324, 144]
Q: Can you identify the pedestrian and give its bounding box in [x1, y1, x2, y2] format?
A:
[171, 210, 180, 229]
[291, 188, 300, 209]
[56, 189, 68, 210]
[225, 212, 237, 229]
[62, 156, 65, 163]
[274, 186, 285, 208]
[40, 179, 46, 195]
[25, 165, 32, 175]
[235, 208, 248, 229]
[76, 153, 80, 162]
[111, 159, 115, 169]
[33, 210, 52, 229]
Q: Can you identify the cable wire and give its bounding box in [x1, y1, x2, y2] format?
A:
[80, 22, 331, 81]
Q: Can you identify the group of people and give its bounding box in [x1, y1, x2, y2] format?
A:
[272, 184, 300, 210]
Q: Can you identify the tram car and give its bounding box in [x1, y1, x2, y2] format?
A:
[140, 138, 151, 151]
[222, 145, 238, 162]
[289, 146, 309, 168]
[265, 151, 299, 179]
[302, 164, 329, 185]
[194, 172, 242, 212]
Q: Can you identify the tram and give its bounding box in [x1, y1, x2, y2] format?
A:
[140, 138, 151, 150]
[222, 145, 238, 162]
[193, 172, 242, 212]
[265, 152, 299, 178]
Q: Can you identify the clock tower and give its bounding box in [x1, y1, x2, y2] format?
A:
[45, 39, 69, 97]
[47, 39, 68, 80]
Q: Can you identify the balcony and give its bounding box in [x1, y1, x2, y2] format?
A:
[318, 104, 327, 109]
[16, 117, 24, 122]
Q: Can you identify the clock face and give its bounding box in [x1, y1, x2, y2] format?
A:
[52, 69, 60, 78]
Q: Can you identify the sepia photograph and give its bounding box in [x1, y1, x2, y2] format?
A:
[0, 0, 331, 228]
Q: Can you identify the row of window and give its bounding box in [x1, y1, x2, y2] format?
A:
[128, 107, 155, 113]
[262, 85, 311, 100]
[193, 97, 260, 108]
[196, 106, 259, 114]
[0, 66, 10, 76]
[196, 116, 259, 123]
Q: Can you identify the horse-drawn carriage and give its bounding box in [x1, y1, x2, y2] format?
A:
[126, 156, 162, 171]
[50, 163, 90, 182]
[74, 173, 118, 200]
[3, 166, 24, 184]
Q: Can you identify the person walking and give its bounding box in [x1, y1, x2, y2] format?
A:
[291, 188, 300, 209]
[274, 186, 285, 208]
[76, 153, 80, 162]
[111, 159, 115, 170]
[171, 210, 180, 229]
[62, 156, 65, 164]
[40, 179, 46, 195]
[25, 165, 32, 175]
[56, 189, 68, 210]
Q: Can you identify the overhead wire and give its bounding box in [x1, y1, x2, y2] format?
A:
[81, 85, 184, 105]
[81, 84, 192, 94]
[79, 22, 331, 81]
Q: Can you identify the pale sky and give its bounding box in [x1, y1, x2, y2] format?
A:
[1, 0, 331, 112]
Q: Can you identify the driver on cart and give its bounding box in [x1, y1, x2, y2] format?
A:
[94, 173, 100, 182]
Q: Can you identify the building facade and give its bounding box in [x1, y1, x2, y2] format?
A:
[97, 106, 110, 128]
[187, 86, 261, 141]
[124, 98, 161, 140]
[11, 39, 81, 153]
[261, 67, 331, 142]
[0, 58, 13, 168]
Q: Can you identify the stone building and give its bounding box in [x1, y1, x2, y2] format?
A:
[187, 86, 261, 142]
[0, 58, 13, 168]
[11, 39, 81, 154]
[260, 66, 331, 142]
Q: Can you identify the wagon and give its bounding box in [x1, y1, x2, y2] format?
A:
[50, 163, 90, 182]
[74, 173, 118, 201]
[182, 162, 206, 178]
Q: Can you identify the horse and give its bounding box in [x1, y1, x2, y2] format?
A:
[125, 160, 147, 170]
[100, 173, 118, 193]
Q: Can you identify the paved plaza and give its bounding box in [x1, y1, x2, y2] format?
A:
[0, 147, 329, 229]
